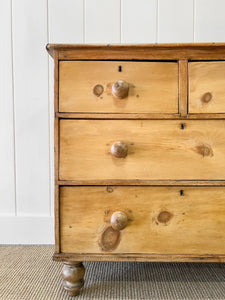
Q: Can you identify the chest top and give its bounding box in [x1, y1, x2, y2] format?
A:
[47, 43, 225, 117]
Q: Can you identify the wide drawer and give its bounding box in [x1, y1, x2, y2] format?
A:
[59, 119, 225, 180]
[59, 61, 178, 113]
[60, 186, 225, 254]
[189, 61, 225, 113]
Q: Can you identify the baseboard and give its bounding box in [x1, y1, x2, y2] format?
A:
[0, 216, 54, 244]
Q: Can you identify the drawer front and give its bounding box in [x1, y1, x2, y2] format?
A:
[60, 186, 225, 254]
[59, 61, 178, 113]
[189, 61, 225, 113]
[59, 119, 225, 180]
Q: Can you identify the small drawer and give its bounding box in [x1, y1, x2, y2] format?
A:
[59, 61, 178, 113]
[59, 119, 225, 181]
[189, 61, 225, 113]
[60, 186, 225, 254]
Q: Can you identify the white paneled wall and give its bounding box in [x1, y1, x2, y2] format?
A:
[12, 0, 49, 216]
[158, 0, 194, 42]
[121, 0, 157, 43]
[0, 0, 15, 216]
[194, 0, 225, 42]
[85, 0, 121, 43]
[1, 0, 225, 244]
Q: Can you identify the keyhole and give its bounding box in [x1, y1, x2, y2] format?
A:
[118, 66, 122, 72]
[180, 190, 184, 196]
[181, 123, 185, 130]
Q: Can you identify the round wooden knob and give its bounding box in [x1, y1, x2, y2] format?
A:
[202, 92, 212, 103]
[112, 80, 129, 99]
[111, 141, 128, 158]
[111, 211, 128, 231]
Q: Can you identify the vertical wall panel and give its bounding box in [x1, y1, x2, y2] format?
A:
[85, 0, 120, 43]
[195, 0, 225, 42]
[48, 0, 83, 43]
[48, 0, 84, 215]
[158, 0, 194, 43]
[0, 0, 15, 215]
[12, 0, 50, 215]
[121, 0, 157, 43]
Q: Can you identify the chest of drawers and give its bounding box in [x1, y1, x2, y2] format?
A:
[47, 44, 225, 297]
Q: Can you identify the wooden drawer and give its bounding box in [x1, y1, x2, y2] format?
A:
[59, 119, 225, 181]
[59, 61, 178, 113]
[60, 186, 225, 254]
[189, 61, 225, 113]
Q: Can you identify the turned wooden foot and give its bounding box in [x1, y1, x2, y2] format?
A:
[62, 262, 85, 296]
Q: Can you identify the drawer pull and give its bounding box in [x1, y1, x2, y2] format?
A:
[112, 80, 129, 99]
[111, 141, 128, 158]
[111, 211, 128, 231]
[202, 92, 212, 103]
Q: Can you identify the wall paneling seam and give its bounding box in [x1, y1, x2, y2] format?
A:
[120, 0, 122, 43]
[10, 0, 17, 216]
[47, 0, 51, 216]
[193, 0, 196, 42]
[156, 0, 159, 43]
[83, 0, 86, 43]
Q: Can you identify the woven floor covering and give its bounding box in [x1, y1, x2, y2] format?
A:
[0, 246, 224, 300]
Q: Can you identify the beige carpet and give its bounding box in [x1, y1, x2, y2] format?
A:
[0, 246, 224, 300]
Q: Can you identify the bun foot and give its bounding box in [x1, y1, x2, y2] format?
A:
[62, 262, 85, 296]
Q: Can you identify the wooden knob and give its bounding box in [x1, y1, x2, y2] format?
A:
[112, 80, 129, 99]
[111, 141, 128, 158]
[202, 92, 212, 103]
[111, 211, 128, 231]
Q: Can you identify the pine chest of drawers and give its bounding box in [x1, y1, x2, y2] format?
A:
[47, 44, 225, 297]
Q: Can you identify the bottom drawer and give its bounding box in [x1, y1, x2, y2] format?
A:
[60, 186, 225, 255]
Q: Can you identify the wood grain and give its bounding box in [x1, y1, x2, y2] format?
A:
[59, 61, 178, 113]
[62, 262, 85, 296]
[60, 186, 225, 255]
[56, 112, 225, 119]
[46, 44, 225, 269]
[179, 60, 188, 116]
[59, 119, 225, 180]
[46, 43, 225, 60]
[54, 252, 225, 263]
[189, 61, 225, 113]
[57, 180, 225, 186]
